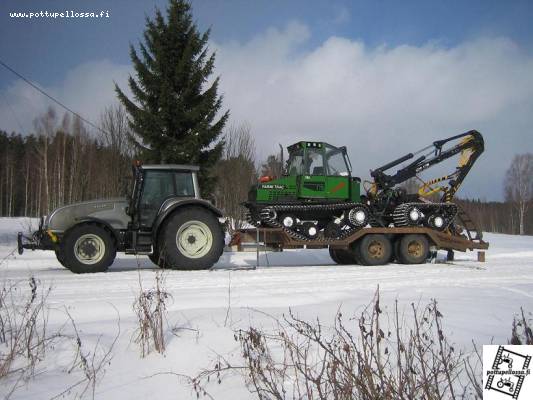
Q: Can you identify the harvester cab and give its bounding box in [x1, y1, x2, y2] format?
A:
[283, 141, 360, 202]
[253, 141, 360, 204]
[245, 141, 367, 240]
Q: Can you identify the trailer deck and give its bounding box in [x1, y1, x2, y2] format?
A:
[231, 226, 489, 253]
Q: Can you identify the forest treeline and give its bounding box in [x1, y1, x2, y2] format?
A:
[0, 107, 132, 218]
[0, 108, 532, 235]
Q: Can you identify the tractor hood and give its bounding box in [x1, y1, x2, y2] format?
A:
[45, 198, 130, 233]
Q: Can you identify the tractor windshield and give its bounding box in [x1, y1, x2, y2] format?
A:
[325, 145, 350, 176]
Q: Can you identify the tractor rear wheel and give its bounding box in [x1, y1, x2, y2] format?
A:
[355, 234, 392, 266]
[329, 247, 357, 265]
[160, 207, 224, 270]
[397, 234, 429, 264]
[62, 224, 116, 273]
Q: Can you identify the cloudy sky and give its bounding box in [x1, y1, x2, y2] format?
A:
[1, 0, 533, 200]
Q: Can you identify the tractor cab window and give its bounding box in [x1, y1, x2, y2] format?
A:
[287, 149, 305, 176]
[139, 170, 194, 226]
[174, 172, 194, 197]
[307, 147, 324, 175]
[325, 145, 350, 176]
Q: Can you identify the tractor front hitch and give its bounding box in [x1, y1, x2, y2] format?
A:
[17, 229, 56, 254]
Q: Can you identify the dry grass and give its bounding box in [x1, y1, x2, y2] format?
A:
[0, 277, 57, 397]
[133, 270, 170, 357]
[510, 307, 533, 345]
[196, 289, 484, 400]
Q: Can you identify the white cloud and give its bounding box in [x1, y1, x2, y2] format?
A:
[212, 23, 533, 199]
[2, 22, 532, 200]
[0, 59, 131, 135]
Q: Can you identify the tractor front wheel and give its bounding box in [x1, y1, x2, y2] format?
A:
[160, 207, 224, 270]
[62, 224, 116, 273]
[55, 246, 68, 268]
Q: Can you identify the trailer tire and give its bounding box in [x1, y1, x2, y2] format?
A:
[62, 224, 116, 273]
[329, 248, 357, 265]
[356, 234, 392, 266]
[398, 234, 429, 264]
[160, 207, 224, 270]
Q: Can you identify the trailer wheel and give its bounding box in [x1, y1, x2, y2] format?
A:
[62, 224, 116, 273]
[329, 248, 357, 265]
[398, 234, 429, 264]
[160, 207, 224, 270]
[356, 234, 392, 266]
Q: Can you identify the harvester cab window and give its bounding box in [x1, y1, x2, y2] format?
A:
[287, 149, 305, 176]
[307, 147, 324, 175]
[325, 145, 350, 176]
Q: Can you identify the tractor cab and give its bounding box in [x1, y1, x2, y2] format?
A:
[129, 164, 200, 228]
[286, 141, 352, 177]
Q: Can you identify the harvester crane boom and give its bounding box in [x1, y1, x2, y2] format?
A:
[370, 130, 484, 202]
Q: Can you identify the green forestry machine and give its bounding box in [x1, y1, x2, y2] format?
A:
[243, 130, 484, 241]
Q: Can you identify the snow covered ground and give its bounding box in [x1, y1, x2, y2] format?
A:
[1, 217, 533, 399]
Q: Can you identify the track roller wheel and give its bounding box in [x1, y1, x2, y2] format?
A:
[427, 214, 446, 231]
[355, 234, 392, 266]
[301, 222, 319, 239]
[348, 205, 369, 227]
[397, 234, 429, 264]
[280, 214, 297, 229]
[406, 205, 422, 226]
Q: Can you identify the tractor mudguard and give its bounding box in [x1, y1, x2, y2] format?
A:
[69, 217, 121, 244]
[152, 198, 224, 240]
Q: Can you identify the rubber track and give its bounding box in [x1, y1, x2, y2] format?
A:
[392, 202, 458, 228]
[248, 202, 368, 241]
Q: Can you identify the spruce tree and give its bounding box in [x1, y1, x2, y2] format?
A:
[115, 0, 229, 195]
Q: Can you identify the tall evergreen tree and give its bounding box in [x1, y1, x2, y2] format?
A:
[115, 0, 229, 195]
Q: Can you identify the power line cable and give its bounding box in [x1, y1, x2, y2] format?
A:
[0, 58, 109, 136]
[0, 91, 25, 133]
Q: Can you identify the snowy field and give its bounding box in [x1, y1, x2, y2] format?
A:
[1, 217, 533, 399]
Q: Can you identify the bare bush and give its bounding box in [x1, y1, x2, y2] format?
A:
[0, 277, 55, 396]
[133, 271, 170, 356]
[198, 289, 482, 400]
[50, 308, 119, 400]
[510, 307, 533, 345]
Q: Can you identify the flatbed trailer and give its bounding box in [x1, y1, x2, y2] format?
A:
[230, 224, 489, 265]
